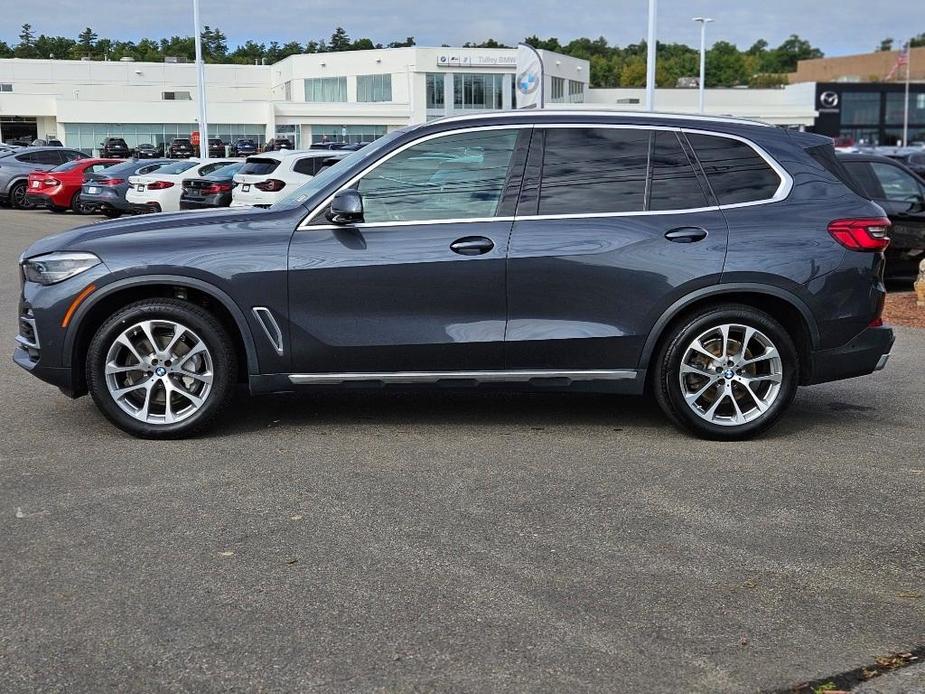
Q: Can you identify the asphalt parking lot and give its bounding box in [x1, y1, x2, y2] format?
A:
[1, 207, 923, 693]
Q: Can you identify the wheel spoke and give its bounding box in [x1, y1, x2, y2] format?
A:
[737, 371, 782, 384]
[737, 381, 769, 414]
[684, 376, 721, 406]
[738, 326, 756, 360]
[164, 325, 188, 357]
[137, 381, 155, 420]
[111, 381, 149, 400]
[729, 393, 746, 424]
[703, 392, 727, 421]
[690, 339, 718, 361]
[168, 378, 205, 409]
[179, 369, 213, 385]
[681, 362, 715, 378]
[740, 347, 778, 367]
[718, 324, 730, 359]
[105, 361, 144, 375]
[137, 321, 159, 355]
[115, 334, 146, 366]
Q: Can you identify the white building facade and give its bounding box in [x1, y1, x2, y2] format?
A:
[0, 47, 817, 153]
[0, 47, 588, 152]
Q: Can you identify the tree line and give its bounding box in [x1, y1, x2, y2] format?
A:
[0, 23, 860, 88]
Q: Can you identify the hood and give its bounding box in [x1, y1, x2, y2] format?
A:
[20, 206, 278, 259]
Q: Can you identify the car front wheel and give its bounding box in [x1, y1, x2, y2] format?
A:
[86, 299, 237, 439]
[653, 304, 799, 440]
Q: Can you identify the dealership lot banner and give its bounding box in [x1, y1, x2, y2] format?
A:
[516, 44, 544, 109]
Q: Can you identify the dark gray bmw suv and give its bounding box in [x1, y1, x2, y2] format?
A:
[15, 111, 894, 439]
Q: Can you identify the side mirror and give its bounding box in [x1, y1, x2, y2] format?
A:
[326, 189, 364, 225]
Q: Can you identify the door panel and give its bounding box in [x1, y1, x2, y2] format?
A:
[505, 125, 728, 370]
[505, 211, 728, 369]
[286, 126, 528, 374]
[287, 221, 511, 372]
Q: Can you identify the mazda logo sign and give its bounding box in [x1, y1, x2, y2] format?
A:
[819, 91, 839, 108]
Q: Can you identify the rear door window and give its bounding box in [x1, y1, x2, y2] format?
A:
[240, 158, 281, 175]
[686, 133, 782, 205]
[293, 157, 324, 176]
[648, 130, 710, 211]
[538, 127, 649, 215]
[840, 161, 883, 199]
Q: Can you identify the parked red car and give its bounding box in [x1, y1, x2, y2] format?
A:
[25, 158, 123, 213]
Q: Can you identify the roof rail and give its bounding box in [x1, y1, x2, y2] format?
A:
[436, 109, 774, 128]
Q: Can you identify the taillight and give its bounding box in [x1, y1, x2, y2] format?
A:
[146, 181, 174, 190]
[96, 178, 125, 186]
[202, 182, 232, 194]
[254, 179, 286, 192]
[43, 178, 59, 187]
[827, 218, 891, 251]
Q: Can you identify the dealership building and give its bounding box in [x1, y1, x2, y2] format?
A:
[0, 47, 590, 151]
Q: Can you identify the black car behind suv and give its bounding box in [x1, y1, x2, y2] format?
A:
[15, 111, 893, 440]
[839, 152, 925, 277]
[167, 138, 194, 158]
[100, 137, 130, 158]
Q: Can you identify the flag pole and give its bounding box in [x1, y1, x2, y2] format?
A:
[903, 40, 911, 147]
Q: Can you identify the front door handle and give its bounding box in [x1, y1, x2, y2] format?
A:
[664, 226, 709, 243]
[450, 236, 495, 255]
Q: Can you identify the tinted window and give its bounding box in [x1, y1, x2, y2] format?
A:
[840, 161, 882, 199]
[870, 162, 923, 200]
[356, 128, 519, 223]
[173, 139, 192, 145]
[49, 160, 84, 173]
[293, 157, 324, 176]
[61, 150, 85, 162]
[239, 158, 281, 175]
[687, 133, 782, 205]
[204, 163, 243, 179]
[197, 161, 232, 176]
[808, 145, 868, 197]
[540, 128, 649, 215]
[137, 163, 168, 175]
[88, 162, 117, 174]
[649, 130, 709, 211]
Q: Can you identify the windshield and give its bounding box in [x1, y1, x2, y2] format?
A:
[271, 129, 410, 211]
[155, 160, 199, 175]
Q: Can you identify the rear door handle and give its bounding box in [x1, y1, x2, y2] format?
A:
[664, 227, 709, 243]
[450, 236, 495, 255]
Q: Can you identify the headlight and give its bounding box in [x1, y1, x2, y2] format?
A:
[21, 252, 101, 285]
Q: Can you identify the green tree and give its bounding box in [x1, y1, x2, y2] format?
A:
[15, 23, 38, 58]
[34, 34, 76, 59]
[77, 27, 98, 56]
[910, 33, 925, 48]
[387, 36, 415, 48]
[329, 27, 351, 52]
[0, 40, 14, 58]
[878, 38, 894, 52]
[201, 26, 228, 61]
[705, 41, 747, 86]
[229, 40, 266, 64]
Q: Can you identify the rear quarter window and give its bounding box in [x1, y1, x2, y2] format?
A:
[806, 144, 869, 198]
[686, 133, 783, 205]
[292, 157, 324, 176]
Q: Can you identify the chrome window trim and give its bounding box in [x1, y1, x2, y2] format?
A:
[297, 121, 791, 230]
[288, 369, 638, 385]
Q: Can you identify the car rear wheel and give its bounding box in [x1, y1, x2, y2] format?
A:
[86, 299, 237, 439]
[70, 191, 91, 214]
[653, 304, 799, 440]
[9, 181, 34, 209]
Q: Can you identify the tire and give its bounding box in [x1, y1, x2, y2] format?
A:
[86, 298, 237, 439]
[9, 181, 34, 209]
[101, 209, 122, 218]
[652, 304, 799, 440]
[70, 191, 90, 214]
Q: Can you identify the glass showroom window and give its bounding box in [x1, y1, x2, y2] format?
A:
[841, 92, 881, 126]
[885, 92, 925, 126]
[310, 124, 388, 144]
[567, 80, 585, 103]
[304, 77, 348, 103]
[357, 74, 392, 102]
[62, 122, 265, 154]
[453, 73, 504, 110]
[550, 77, 565, 103]
[426, 73, 445, 109]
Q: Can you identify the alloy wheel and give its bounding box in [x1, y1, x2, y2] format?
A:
[678, 323, 783, 427]
[104, 319, 214, 425]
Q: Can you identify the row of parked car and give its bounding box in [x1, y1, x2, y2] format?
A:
[0, 144, 352, 216]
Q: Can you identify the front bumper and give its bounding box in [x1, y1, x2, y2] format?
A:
[806, 325, 895, 385]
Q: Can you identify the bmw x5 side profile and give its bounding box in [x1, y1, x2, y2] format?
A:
[15, 111, 894, 439]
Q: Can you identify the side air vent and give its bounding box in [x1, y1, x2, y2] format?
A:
[252, 307, 284, 356]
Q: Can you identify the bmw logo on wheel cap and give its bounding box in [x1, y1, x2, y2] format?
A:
[155, 366, 167, 377]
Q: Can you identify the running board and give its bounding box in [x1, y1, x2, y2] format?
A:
[287, 369, 637, 385]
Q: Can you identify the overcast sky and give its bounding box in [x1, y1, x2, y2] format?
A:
[2, 0, 923, 57]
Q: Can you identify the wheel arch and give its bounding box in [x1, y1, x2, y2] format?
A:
[64, 275, 259, 396]
[639, 284, 819, 387]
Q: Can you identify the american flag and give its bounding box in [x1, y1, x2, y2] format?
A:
[886, 42, 910, 81]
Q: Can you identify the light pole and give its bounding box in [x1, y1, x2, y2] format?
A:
[692, 17, 713, 114]
[192, 0, 210, 161]
[645, 0, 658, 111]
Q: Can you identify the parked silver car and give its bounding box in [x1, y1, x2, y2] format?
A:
[0, 147, 87, 209]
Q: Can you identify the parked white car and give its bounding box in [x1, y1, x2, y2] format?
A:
[230, 150, 348, 208]
[126, 159, 238, 213]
